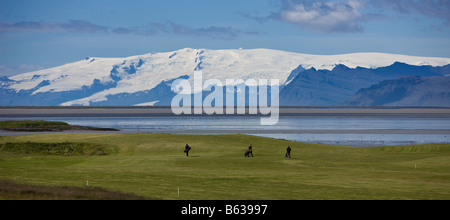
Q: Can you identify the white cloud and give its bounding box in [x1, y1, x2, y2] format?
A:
[279, 0, 365, 33]
[370, 0, 450, 25]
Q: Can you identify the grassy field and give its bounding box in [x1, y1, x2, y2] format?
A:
[0, 133, 449, 200]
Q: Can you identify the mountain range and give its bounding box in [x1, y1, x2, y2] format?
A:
[345, 75, 450, 107]
[1, 48, 449, 107]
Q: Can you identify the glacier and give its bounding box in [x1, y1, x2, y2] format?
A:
[1, 48, 450, 107]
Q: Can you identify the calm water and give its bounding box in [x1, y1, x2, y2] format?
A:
[1, 115, 449, 147]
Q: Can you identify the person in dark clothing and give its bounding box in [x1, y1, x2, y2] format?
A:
[247, 144, 254, 157]
[286, 146, 292, 159]
[184, 144, 191, 157]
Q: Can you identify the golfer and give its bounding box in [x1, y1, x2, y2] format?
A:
[286, 146, 292, 159]
[248, 144, 254, 157]
[184, 144, 191, 157]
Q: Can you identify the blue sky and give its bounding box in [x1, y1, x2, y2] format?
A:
[0, 0, 449, 76]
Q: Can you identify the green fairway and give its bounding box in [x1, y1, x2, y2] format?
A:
[1, 133, 449, 200]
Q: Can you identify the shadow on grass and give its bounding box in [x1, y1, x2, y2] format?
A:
[0, 179, 159, 200]
[0, 142, 118, 156]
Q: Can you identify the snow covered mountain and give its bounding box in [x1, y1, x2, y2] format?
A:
[280, 62, 450, 106]
[1, 48, 450, 107]
[344, 76, 450, 107]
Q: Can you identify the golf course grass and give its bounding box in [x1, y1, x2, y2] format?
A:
[0, 133, 449, 200]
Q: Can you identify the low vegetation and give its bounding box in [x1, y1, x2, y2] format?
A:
[0, 179, 147, 200]
[0, 142, 118, 156]
[0, 120, 118, 132]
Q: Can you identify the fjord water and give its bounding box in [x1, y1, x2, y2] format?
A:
[2, 114, 449, 147]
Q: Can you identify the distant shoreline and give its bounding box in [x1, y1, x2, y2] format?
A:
[1, 106, 450, 118]
[0, 120, 119, 133]
[1, 115, 448, 147]
[1, 128, 449, 136]
[2, 106, 450, 109]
